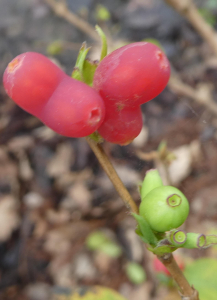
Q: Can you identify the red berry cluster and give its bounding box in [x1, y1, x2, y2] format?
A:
[3, 42, 170, 144]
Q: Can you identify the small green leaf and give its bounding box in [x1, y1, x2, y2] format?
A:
[47, 40, 63, 55]
[95, 4, 111, 22]
[52, 285, 127, 300]
[83, 59, 98, 86]
[72, 42, 90, 82]
[151, 245, 177, 256]
[132, 213, 157, 246]
[88, 132, 104, 143]
[100, 242, 122, 258]
[185, 258, 217, 300]
[126, 262, 146, 285]
[86, 231, 109, 251]
[95, 25, 107, 61]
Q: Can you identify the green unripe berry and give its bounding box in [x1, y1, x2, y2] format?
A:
[141, 169, 163, 200]
[139, 186, 189, 233]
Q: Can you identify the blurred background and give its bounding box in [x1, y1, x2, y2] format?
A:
[1, 0, 217, 299]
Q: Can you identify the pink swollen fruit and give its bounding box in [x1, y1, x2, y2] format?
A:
[3, 52, 105, 137]
[93, 42, 170, 109]
[93, 42, 170, 145]
[97, 104, 143, 145]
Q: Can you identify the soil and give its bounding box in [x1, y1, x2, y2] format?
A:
[0, 0, 217, 299]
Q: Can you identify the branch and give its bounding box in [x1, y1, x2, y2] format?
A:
[158, 254, 199, 300]
[164, 0, 217, 57]
[85, 137, 139, 214]
[168, 75, 217, 116]
[45, 0, 101, 42]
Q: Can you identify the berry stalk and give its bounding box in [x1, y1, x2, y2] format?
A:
[85, 137, 139, 214]
[158, 253, 199, 300]
[86, 139, 199, 299]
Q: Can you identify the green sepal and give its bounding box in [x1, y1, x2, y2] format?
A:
[140, 169, 163, 200]
[95, 25, 107, 61]
[88, 131, 104, 143]
[183, 233, 206, 249]
[151, 245, 177, 256]
[82, 59, 98, 86]
[132, 213, 158, 246]
[72, 42, 90, 82]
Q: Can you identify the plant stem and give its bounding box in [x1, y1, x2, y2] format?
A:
[86, 137, 200, 299]
[164, 0, 217, 57]
[158, 253, 199, 300]
[85, 137, 139, 214]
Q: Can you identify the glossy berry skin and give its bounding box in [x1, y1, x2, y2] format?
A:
[3, 52, 65, 116]
[97, 104, 143, 145]
[93, 42, 170, 109]
[40, 77, 105, 137]
[3, 52, 105, 138]
[139, 186, 189, 233]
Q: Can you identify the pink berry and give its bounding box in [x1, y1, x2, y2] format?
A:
[3, 52, 65, 116]
[3, 52, 105, 138]
[40, 77, 105, 137]
[93, 42, 170, 109]
[97, 104, 143, 145]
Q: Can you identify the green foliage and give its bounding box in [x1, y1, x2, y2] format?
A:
[185, 258, 217, 300]
[47, 40, 63, 55]
[198, 8, 216, 26]
[52, 286, 127, 300]
[95, 25, 108, 61]
[71, 26, 107, 85]
[125, 262, 146, 285]
[133, 213, 158, 246]
[86, 231, 122, 258]
[86, 231, 109, 251]
[99, 242, 122, 258]
[95, 4, 111, 22]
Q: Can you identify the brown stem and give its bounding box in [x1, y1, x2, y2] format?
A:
[45, 0, 100, 42]
[164, 0, 217, 57]
[158, 253, 199, 300]
[85, 137, 139, 214]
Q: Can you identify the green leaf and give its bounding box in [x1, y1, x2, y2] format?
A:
[132, 213, 157, 246]
[46, 40, 63, 55]
[100, 242, 122, 258]
[52, 286, 127, 300]
[86, 231, 109, 251]
[151, 245, 177, 256]
[95, 25, 107, 61]
[95, 4, 111, 22]
[185, 258, 217, 300]
[72, 42, 90, 82]
[83, 59, 98, 86]
[125, 262, 146, 285]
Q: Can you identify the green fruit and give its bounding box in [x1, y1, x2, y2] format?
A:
[139, 186, 189, 232]
[141, 169, 163, 200]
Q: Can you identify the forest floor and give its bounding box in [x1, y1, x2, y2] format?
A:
[0, 0, 217, 299]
